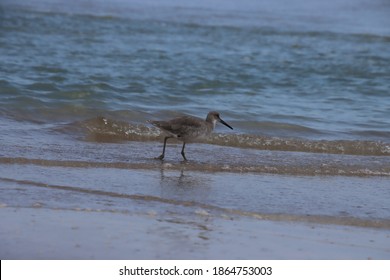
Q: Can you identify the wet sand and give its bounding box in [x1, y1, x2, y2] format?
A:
[1, 206, 389, 259]
[1, 161, 390, 259]
[1, 126, 390, 259]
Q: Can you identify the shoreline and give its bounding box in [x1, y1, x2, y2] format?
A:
[1, 206, 389, 259]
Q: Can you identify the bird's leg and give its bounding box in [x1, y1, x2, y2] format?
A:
[156, 136, 170, 160]
[181, 142, 187, 161]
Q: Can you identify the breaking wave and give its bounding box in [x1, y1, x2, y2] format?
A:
[76, 117, 390, 156]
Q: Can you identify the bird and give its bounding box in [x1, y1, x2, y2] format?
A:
[148, 111, 233, 161]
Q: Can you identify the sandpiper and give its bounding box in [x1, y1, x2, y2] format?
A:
[148, 111, 233, 161]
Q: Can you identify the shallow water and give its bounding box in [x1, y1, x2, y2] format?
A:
[0, 0, 390, 258]
[1, 0, 390, 139]
[1, 164, 390, 228]
[1, 131, 390, 228]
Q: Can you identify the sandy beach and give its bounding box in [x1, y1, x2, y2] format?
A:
[1, 135, 389, 260]
[1, 162, 389, 259]
[1, 205, 389, 259]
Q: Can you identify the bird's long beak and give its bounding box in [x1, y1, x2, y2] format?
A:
[219, 118, 233, 130]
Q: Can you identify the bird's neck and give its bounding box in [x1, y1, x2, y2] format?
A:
[212, 119, 217, 129]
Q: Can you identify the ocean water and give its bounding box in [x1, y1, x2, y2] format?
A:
[1, 0, 390, 258]
[1, 0, 390, 167]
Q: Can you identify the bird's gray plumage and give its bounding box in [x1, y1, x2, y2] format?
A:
[148, 111, 233, 160]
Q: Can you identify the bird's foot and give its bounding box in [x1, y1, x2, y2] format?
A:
[155, 154, 164, 160]
[181, 153, 187, 161]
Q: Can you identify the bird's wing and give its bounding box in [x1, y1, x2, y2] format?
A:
[171, 116, 203, 129]
[170, 116, 204, 138]
[149, 116, 203, 137]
